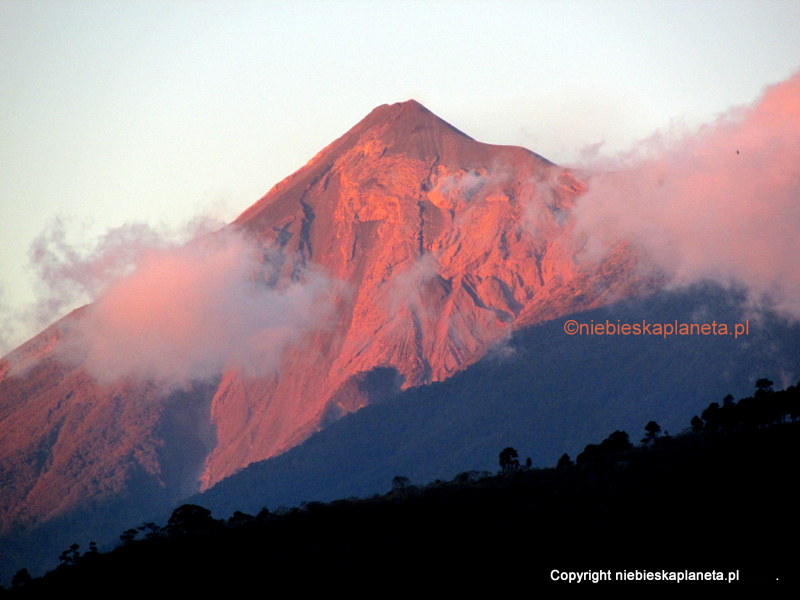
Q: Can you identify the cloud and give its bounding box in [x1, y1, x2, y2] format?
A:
[429, 168, 487, 207]
[60, 229, 336, 389]
[11, 217, 337, 389]
[27, 216, 222, 332]
[0, 284, 16, 356]
[571, 71, 800, 318]
[386, 254, 441, 318]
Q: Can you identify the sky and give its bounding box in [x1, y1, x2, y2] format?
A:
[1, 0, 799, 353]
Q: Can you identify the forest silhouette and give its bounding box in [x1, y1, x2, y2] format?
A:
[4, 379, 798, 593]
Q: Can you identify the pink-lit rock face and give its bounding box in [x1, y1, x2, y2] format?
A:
[205, 100, 643, 489]
[0, 100, 643, 531]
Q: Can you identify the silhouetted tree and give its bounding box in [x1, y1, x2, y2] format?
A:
[578, 431, 632, 466]
[228, 511, 255, 527]
[755, 378, 774, 394]
[166, 504, 217, 537]
[453, 471, 471, 484]
[120, 528, 138, 544]
[499, 447, 520, 473]
[600, 430, 632, 452]
[137, 522, 163, 540]
[576, 443, 600, 466]
[11, 568, 32, 589]
[392, 475, 411, 492]
[642, 421, 661, 445]
[701, 402, 721, 432]
[690, 415, 704, 433]
[59, 543, 81, 566]
[556, 453, 573, 469]
[718, 394, 737, 431]
[754, 378, 782, 424]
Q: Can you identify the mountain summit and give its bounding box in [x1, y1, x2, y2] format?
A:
[315, 99, 479, 160]
[208, 99, 642, 489]
[0, 101, 644, 542]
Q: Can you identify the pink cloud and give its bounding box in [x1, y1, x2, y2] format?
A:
[573, 71, 800, 317]
[27, 217, 219, 332]
[61, 230, 335, 388]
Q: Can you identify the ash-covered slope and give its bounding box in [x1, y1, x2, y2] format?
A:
[0, 100, 645, 543]
[0, 308, 216, 536]
[202, 100, 645, 489]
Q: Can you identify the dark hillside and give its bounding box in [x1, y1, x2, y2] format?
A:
[6, 386, 799, 593]
[195, 283, 800, 518]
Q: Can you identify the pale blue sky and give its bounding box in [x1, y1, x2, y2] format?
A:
[2, 0, 799, 351]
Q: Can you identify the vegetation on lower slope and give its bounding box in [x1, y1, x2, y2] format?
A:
[4, 380, 799, 593]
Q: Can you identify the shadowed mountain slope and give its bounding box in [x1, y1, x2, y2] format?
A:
[193, 284, 800, 517]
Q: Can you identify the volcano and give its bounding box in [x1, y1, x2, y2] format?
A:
[0, 101, 646, 547]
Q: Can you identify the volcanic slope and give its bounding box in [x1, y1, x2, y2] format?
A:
[203, 99, 646, 489]
[0, 100, 645, 541]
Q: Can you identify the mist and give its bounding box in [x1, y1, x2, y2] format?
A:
[27, 219, 199, 327]
[0, 285, 15, 356]
[0, 217, 225, 356]
[67, 229, 335, 389]
[571, 72, 800, 319]
[5, 217, 337, 390]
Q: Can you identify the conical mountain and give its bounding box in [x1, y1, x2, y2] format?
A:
[200, 100, 644, 490]
[0, 101, 645, 541]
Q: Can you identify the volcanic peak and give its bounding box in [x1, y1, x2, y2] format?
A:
[362, 99, 474, 140]
[237, 99, 555, 229]
[310, 99, 479, 169]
